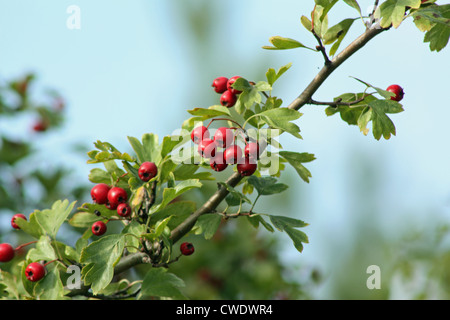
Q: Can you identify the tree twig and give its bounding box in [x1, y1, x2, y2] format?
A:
[287, 26, 388, 111]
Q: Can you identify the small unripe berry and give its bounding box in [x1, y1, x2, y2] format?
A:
[0, 243, 15, 262]
[191, 126, 210, 144]
[25, 262, 46, 282]
[90, 183, 111, 205]
[386, 84, 404, 102]
[138, 162, 158, 182]
[11, 213, 27, 230]
[220, 90, 237, 108]
[180, 242, 195, 256]
[212, 76, 229, 94]
[92, 221, 107, 236]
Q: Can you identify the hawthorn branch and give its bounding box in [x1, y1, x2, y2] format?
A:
[287, 26, 388, 111]
[169, 171, 243, 244]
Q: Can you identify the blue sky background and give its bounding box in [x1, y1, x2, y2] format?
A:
[1, 0, 449, 298]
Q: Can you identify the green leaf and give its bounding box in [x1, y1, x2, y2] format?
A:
[368, 99, 404, 140]
[34, 200, 76, 239]
[279, 151, 316, 183]
[218, 182, 251, 204]
[235, 86, 262, 114]
[80, 234, 125, 294]
[269, 214, 309, 253]
[195, 214, 223, 240]
[0, 137, 31, 165]
[300, 15, 312, 31]
[69, 203, 115, 228]
[87, 140, 135, 164]
[187, 105, 231, 118]
[33, 266, 65, 300]
[259, 108, 303, 139]
[265, 63, 292, 87]
[342, 0, 362, 15]
[247, 176, 288, 196]
[141, 268, 185, 299]
[149, 179, 202, 214]
[150, 201, 196, 230]
[377, 0, 421, 28]
[14, 211, 46, 239]
[263, 36, 314, 50]
[246, 214, 275, 233]
[323, 18, 356, 56]
[26, 236, 57, 262]
[172, 163, 214, 181]
[127, 133, 162, 165]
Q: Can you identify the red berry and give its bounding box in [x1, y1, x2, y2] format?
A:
[32, 119, 48, 132]
[198, 138, 217, 158]
[227, 76, 242, 95]
[214, 127, 234, 148]
[107, 187, 128, 210]
[244, 142, 260, 160]
[237, 159, 258, 176]
[11, 213, 27, 230]
[180, 242, 195, 256]
[224, 145, 243, 165]
[117, 203, 131, 217]
[0, 243, 15, 262]
[92, 221, 107, 236]
[212, 76, 229, 94]
[220, 90, 237, 108]
[386, 84, 404, 102]
[25, 262, 46, 282]
[191, 126, 210, 145]
[210, 152, 228, 172]
[90, 183, 111, 205]
[138, 161, 158, 182]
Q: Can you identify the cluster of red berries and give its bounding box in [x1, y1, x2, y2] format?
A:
[212, 76, 242, 108]
[89, 161, 158, 236]
[386, 84, 404, 102]
[191, 124, 260, 177]
[0, 213, 50, 282]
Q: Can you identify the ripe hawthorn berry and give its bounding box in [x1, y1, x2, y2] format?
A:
[212, 76, 229, 94]
[210, 151, 228, 172]
[224, 145, 243, 165]
[32, 120, 48, 132]
[220, 90, 237, 108]
[214, 127, 234, 148]
[117, 203, 131, 217]
[244, 142, 260, 160]
[107, 187, 128, 210]
[386, 84, 404, 102]
[191, 126, 210, 145]
[180, 242, 195, 256]
[11, 213, 27, 230]
[198, 138, 217, 158]
[227, 76, 242, 95]
[25, 262, 46, 282]
[92, 221, 107, 236]
[138, 161, 158, 182]
[0, 243, 15, 262]
[90, 183, 111, 205]
[237, 159, 258, 176]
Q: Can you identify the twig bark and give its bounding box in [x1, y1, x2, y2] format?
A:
[287, 26, 388, 111]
